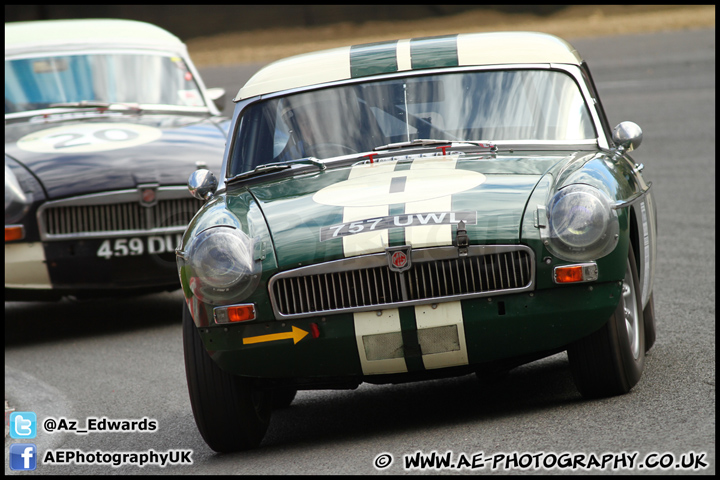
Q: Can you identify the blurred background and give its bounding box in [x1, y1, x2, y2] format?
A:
[4, 5, 577, 39]
[5, 5, 714, 67]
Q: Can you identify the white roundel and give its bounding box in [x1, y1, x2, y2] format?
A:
[313, 167, 486, 207]
[17, 123, 162, 153]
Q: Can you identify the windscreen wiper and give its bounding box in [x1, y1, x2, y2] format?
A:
[374, 139, 496, 151]
[47, 101, 143, 112]
[227, 157, 326, 184]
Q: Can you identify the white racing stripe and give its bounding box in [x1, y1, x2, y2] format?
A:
[341, 160, 397, 257]
[354, 309, 407, 375]
[404, 155, 458, 247]
[343, 161, 407, 374]
[342, 205, 389, 257]
[331, 156, 475, 375]
[396, 39, 412, 71]
[415, 301, 469, 369]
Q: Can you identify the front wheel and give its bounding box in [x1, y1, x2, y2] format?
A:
[271, 388, 298, 409]
[567, 247, 645, 398]
[183, 304, 271, 452]
[643, 292, 656, 352]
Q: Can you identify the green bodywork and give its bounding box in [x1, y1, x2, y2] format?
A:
[199, 283, 621, 379]
[179, 149, 640, 380]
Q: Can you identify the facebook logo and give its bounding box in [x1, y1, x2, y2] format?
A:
[9, 444, 37, 471]
[10, 411, 37, 439]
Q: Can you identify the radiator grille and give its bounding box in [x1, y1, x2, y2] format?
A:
[271, 246, 534, 318]
[41, 197, 202, 237]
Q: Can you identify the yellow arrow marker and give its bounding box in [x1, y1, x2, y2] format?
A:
[243, 326, 309, 345]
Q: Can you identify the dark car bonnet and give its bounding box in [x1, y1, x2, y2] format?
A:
[5, 114, 228, 199]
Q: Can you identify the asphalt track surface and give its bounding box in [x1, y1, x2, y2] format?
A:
[5, 28, 715, 475]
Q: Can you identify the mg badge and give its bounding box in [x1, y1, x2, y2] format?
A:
[138, 184, 158, 207]
[386, 246, 412, 273]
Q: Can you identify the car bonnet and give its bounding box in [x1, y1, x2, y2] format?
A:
[246, 151, 578, 270]
[5, 115, 228, 199]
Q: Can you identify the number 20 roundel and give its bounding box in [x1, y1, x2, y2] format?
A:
[16, 123, 162, 154]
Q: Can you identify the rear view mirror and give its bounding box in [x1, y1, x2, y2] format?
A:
[188, 169, 218, 201]
[206, 87, 226, 112]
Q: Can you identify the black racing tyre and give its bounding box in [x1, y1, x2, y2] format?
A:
[567, 247, 645, 398]
[643, 292, 656, 352]
[182, 304, 271, 452]
[271, 388, 298, 409]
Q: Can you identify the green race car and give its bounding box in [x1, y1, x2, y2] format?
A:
[177, 31, 657, 452]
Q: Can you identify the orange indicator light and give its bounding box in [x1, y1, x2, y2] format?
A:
[555, 266, 584, 283]
[227, 305, 256, 322]
[5, 226, 25, 242]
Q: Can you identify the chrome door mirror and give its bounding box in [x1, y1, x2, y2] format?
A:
[206, 87, 226, 112]
[188, 169, 218, 200]
[612, 121, 643, 152]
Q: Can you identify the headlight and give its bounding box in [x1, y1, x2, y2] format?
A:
[546, 184, 618, 261]
[181, 225, 261, 305]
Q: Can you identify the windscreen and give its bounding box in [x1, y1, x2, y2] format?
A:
[5, 52, 206, 114]
[229, 69, 596, 176]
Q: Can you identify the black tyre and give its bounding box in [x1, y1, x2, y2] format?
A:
[183, 304, 271, 452]
[643, 292, 656, 352]
[271, 388, 298, 409]
[567, 247, 645, 398]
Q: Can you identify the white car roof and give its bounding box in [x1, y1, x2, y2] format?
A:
[237, 31, 583, 100]
[5, 19, 187, 57]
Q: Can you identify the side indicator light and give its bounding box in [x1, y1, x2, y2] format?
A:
[555, 266, 583, 283]
[5, 225, 25, 242]
[310, 322, 320, 339]
[553, 263, 599, 284]
[214, 304, 256, 324]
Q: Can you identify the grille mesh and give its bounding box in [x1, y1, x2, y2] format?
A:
[418, 325, 461, 355]
[42, 198, 202, 236]
[272, 249, 532, 317]
[363, 332, 404, 361]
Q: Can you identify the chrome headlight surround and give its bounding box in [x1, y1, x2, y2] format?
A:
[546, 184, 619, 262]
[179, 225, 261, 305]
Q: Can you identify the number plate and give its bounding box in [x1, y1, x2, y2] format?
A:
[319, 211, 476, 241]
[96, 234, 182, 259]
